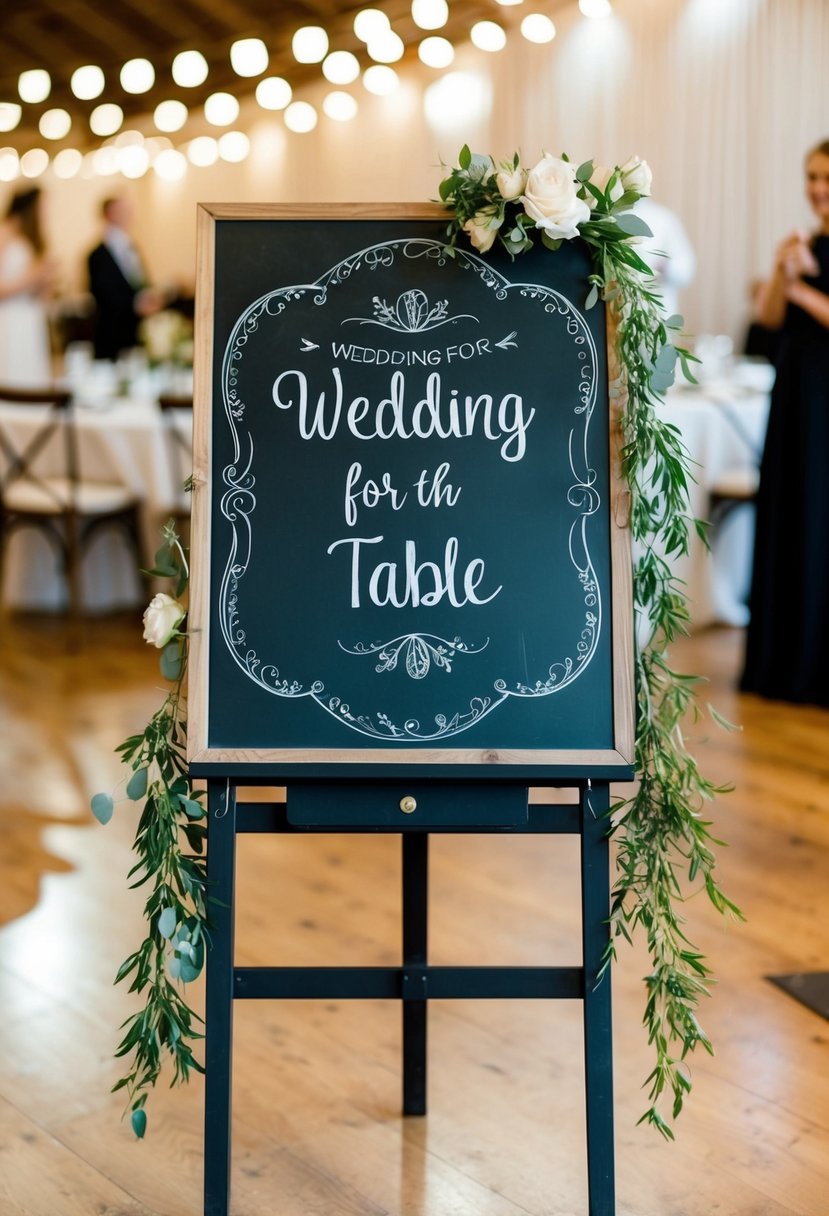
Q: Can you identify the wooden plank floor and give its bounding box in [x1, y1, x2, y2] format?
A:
[0, 612, 827, 1215]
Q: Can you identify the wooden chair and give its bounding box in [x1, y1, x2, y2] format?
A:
[157, 393, 193, 541]
[0, 384, 146, 617]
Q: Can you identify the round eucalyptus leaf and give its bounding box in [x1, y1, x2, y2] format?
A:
[126, 766, 149, 802]
[131, 1108, 147, 1139]
[90, 793, 114, 825]
[158, 906, 178, 940]
[160, 641, 183, 682]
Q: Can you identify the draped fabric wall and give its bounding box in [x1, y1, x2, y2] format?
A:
[26, 0, 829, 344]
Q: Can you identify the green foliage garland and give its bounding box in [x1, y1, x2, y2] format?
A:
[95, 150, 742, 1139]
[438, 145, 742, 1137]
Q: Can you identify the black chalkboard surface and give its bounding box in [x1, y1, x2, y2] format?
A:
[188, 205, 633, 779]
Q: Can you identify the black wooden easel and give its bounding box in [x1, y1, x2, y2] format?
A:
[202, 778, 616, 1216]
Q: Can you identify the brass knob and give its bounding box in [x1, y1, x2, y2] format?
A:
[399, 796, 417, 814]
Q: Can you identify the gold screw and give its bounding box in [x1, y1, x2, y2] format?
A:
[399, 796, 417, 814]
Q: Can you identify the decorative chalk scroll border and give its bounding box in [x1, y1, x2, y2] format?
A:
[218, 238, 601, 741]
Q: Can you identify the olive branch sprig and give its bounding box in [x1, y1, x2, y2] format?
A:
[439, 147, 744, 1138]
[92, 520, 208, 1139]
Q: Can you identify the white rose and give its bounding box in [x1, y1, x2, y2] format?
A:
[620, 155, 653, 197]
[521, 154, 591, 240]
[142, 592, 186, 648]
[463, 210, 501, 254]
[590, 164, 624, 203]
[495, 165, 528, 201]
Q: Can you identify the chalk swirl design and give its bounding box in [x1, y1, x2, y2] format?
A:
[217, 238, 603, 741]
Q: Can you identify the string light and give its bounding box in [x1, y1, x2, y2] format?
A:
[119, 144, 151, 178]
[38, 108, 72, 140]
[354, 10, 390, 42]
[579, 0, 613, 17]
[218, 130, 250, 161]
[411, 0, 448, 30]
[256, 77, 293, 110]
[154, 148, 187, 181]
[204, 92, 240, 126]
[172, 50, 208, 88]
[418, 37, 454, 68]
[92, 146, 120, 176]
[362, 65, 400, 95]
[20, 148, 49, 177]
[154, 100, 189, 133]
[70, 65, 105, 100]
[0, 103, 22, 132]
[323, 92, 358, 121]
[323, 51, 361, 85]
[18, 70, 51, 104]
[52, 148, 83, 179]
[521, 13, 557, 42]
[230, 38, 269, 77]
[283, 101, 318, 133]
[367, 30, 405, 63]
[0, 148, 20, 182]
[120, 58, 155, 94]
[89, 103, 124, 137]
[187, 136, 220, 167]
[471, 22, 507, 51]
[292, 27, 329, 63]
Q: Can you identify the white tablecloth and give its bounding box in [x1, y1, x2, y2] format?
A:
[657, 373, 770, 628]
[0, 395, 191, 612]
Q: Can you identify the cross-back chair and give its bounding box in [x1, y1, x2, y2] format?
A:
[0, 383, 146, 617]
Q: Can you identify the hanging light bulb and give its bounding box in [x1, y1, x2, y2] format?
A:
[367, 30, 404, 63]
[120, 58, 155, 94]
[354, 9, 390, 42]
[218, 130, 250, 162]
[230, 38, 269, 77]
[579, 0, 613, 17]
[38, 109, 72, 140]
[256, 77, 292, 110]
[172, 50, 209, 87]
[71, 65, 105, 100]
[470, 21, 507, 51]
[323, 51, 361, 85]
[0, 148, 21, 181]
[362, 65, 400, 95]
[204, 92, 240, 126]
[52, 148, 83, 179]
[18, 70, 51, 103]
[120, 145, 151, 178]
[20, 148, 50, 178]
[284, 101, 318, 133]
[188, 136, 219, 167]
[154, 100, 189, 133]
[418, 37, 454, 68]
[521, 13, 557, 42]
[0, 103, 22, 132]
[323, 92, 358, 121]
[292, 27, 329, 63]
[89, 103, 124, 137]
[154, 148, 187, 181]
[411, 0, 448, 30]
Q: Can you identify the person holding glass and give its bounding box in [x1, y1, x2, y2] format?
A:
[741, 140, 829, 706]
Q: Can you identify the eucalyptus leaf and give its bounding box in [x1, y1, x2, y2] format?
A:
[158, 907, 178, 939]
[91, 792, 114, 825]
[614, 212, 653, 238]
[160, 641, 183, 682]
[131, 1108, 147, 1139]
[179, 796, 206, 819]
[126, 766, 148, 802]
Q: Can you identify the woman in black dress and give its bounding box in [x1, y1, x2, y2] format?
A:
[741, 140, 829, 706]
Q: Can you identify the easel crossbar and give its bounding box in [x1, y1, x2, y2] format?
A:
[234, 964, 584, 1000]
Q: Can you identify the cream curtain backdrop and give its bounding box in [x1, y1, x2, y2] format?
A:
[22, 0, 829, 345]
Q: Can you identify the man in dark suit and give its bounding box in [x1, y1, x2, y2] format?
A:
[87, 196, 158, 360]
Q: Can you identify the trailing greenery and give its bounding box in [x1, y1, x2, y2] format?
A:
[95, 148, 742, 1139]
[438, 146, 743, 1138]
[92, 522, 207, 1139]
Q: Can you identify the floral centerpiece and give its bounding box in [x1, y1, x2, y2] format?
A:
[94, 148, 740, 1141]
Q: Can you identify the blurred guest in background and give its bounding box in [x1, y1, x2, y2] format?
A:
[87, 196, 160, 361]
[635, 196, 696, 320]
[0, 187, 55, 386]
[741, 138, 829, 706]
[743, 278, 782, 364]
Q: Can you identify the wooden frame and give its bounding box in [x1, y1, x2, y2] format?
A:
[188, 204, 634, 778]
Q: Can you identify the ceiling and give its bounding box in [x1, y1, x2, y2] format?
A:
[0, 0, 564, 152]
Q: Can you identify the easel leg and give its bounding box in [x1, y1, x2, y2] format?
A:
[580, 782, 615, 1216]
[402, 832, 428, 1116]
[204, 781, 237, 1216]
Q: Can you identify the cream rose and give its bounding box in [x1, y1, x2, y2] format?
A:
[619, 155, 653, 197]
[590, 164, 624, 203]
[495, 165, 528, 201]
[463, 210, 501, 254]
[142, 593, 186, 648]
[521, 154, 591, 240]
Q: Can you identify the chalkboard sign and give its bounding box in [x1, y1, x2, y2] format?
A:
[188, 205, 633, 779]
